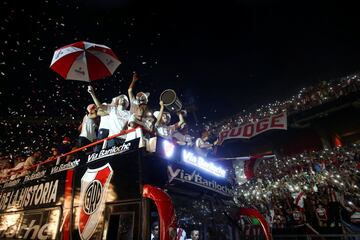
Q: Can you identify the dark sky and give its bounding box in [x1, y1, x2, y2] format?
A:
[1, 0, 360, 123]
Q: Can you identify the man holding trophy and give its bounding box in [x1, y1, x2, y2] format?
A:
[154, 89, 192, 146]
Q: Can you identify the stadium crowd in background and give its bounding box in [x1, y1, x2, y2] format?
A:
[235, 144, 360, 233]
[205, 72, 360, 136]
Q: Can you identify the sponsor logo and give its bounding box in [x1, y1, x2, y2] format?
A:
[3, 178, 21, 188]
[0, 180, 59, 210]
[167, 165, 233, 197]
[83, 180, 102, 215]
[87, 142, 131, 163]
[23, 170, 47, 183]
[182, 150, 226, 178]
[0, 220, 52, 239]
[79, 164, 113, 240]
[50, 159, 80, 174]
[163, 140, 175, 158]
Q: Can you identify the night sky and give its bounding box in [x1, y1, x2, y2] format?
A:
[1, 0, 360, 152]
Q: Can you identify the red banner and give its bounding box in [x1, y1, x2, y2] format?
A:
[218, 112, 287, 144]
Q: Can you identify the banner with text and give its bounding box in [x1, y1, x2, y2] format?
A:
[167, 162, 234, 198]
[218, 112, 287, 144]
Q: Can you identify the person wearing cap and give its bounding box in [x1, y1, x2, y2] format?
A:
[88, 86, 130, 148]
[153, 100, 185, 141]
[128, 72, 151, 129]
[58, 136, 72, 154]
[78, 103, 98, 147]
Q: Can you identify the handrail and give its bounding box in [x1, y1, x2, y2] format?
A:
[0, 127, 150, 181]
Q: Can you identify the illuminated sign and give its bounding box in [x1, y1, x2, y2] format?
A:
[167, 165, 233, 196]
[182, 149, 226, 178]
[163, 140, 175, 158]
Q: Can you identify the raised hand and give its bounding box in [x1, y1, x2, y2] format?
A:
[132, 71, 139, 82]
[87, 85, 95, 95]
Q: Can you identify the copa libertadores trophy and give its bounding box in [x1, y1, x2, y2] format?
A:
[160, 89, 192, 145]
[160, 89, 183, 113]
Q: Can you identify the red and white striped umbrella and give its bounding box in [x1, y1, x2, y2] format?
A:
[50, 41, 121, 82]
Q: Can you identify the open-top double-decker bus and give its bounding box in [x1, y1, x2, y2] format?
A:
[0, 129, 271, 240]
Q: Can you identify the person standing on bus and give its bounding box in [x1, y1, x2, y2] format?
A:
[127, 71, 151, 129]
[153, 100, 185, 141]
[88, 86, 130, 147]
[94, 102, 111, 152]
[78, 104, 98, 147]
[24, 150, 42, 170]
[194, 130, 217, 157]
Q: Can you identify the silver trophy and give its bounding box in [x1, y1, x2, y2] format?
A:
[160, 89, 184, 113]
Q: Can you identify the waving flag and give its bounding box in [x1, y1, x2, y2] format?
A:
[231, 154, 275, 185]
[292, 191, 306, 209]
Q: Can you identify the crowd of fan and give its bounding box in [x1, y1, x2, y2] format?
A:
[205, 73, 360, 136]
[236, 144, 360, 233]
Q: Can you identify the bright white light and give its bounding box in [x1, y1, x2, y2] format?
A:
[163, 140, 175, 158]
[182, 149, 226, 178]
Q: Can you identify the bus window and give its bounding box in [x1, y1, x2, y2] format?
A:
[169, 193, 237, 240]
[149, 200, 159, 240]
[106, 212, 134, 239]
[103, 201, 141, 240]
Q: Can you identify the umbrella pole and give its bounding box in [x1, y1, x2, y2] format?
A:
[87, 82, 93, 92]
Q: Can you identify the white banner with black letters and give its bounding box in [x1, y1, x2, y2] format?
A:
[218, 112, 287, 144]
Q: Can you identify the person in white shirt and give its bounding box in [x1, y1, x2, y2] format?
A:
[78, 104, 98, 147]
[153, 100, 185, 142]
[88, 86, 130, 148]
[194, 130, 217, 157]
[94, 102, 110, 152]
[127, 72, 151, 129]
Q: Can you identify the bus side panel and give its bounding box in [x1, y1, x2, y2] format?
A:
[71, 150, 143, 240]
[0, 170, 68, 239]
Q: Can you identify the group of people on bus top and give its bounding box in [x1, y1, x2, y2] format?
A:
[80, 72, 218, 156]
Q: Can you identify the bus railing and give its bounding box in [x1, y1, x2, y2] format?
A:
[0, 126, 154, 182]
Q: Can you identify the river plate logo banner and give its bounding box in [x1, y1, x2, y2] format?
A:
[78, 164, 113, 240]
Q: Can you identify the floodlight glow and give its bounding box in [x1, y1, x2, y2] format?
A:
[182, 149, 226, 178]
[163, 140, 175, 158]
